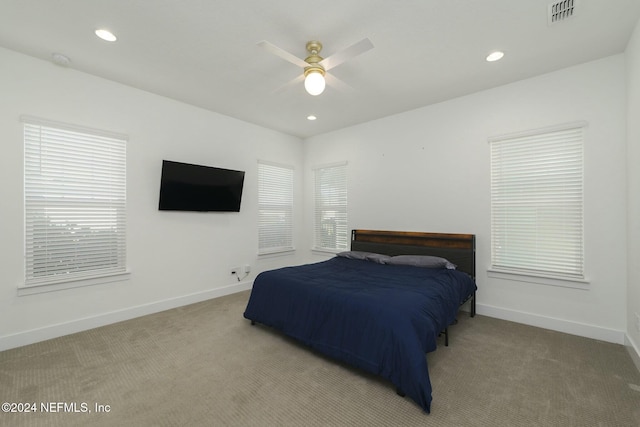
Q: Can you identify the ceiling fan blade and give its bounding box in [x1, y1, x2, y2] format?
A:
[272, 74, 305, 94]
[257, 40, 309, 68]
[320, 38, 374, 71]
[325, 73, 353, 93]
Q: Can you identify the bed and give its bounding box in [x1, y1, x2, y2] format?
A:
[243, 229, 477, 413]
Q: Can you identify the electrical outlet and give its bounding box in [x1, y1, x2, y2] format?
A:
[243, 264, 251, 274]
[230, 267, 240, 276]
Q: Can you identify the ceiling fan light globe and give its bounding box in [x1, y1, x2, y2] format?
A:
[304, 71, 325, 96]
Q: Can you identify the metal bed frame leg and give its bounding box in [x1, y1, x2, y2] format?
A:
[440, 289, 477, 347]
[471, 291, 476, 317]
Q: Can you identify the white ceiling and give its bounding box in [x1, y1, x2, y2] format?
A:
[1, 0, 639, 138]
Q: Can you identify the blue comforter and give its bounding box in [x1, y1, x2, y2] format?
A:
[243, 256, 477, 412]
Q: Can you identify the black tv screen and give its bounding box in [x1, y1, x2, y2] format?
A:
[158, 160, 245, 212]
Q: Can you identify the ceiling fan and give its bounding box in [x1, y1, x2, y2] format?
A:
[258, 38, 374, 96]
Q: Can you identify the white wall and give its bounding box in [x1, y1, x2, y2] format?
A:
[626, 20, 640, 367]
[304, 54, 628, 344]
[0, 47, 304, 350]
[1, 42, 634, 352]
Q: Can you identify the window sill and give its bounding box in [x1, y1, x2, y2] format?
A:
[18, 271, 131, 296]
[257, 248, 296, 258]
[311, 248, 343, 255]
[487, 268, 589, 290]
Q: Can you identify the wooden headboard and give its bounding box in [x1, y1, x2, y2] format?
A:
[350, 229, 476, 278]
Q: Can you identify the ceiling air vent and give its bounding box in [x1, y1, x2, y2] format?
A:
[548, 0, 577, 25]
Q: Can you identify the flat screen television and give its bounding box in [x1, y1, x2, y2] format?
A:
[158, 160, 245, 212]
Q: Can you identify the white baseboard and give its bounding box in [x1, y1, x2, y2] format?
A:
[4, 292, 632, 357]
[0, 281, 252, 352]
[476, 303, 626, 345]
[626, 334, 640, 374]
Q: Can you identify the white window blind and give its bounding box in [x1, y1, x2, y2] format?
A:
[23, 117, 127, 287]
[490, 123, 584, 280]
[314, 162, 348, 251]
[258, 161, 294, 254]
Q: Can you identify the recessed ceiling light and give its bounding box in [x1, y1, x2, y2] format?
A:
[307, 115, 317, 121]
[95, 29, 117, 42]
[486, 51, 504, 62]
[51, 52, 71, 67]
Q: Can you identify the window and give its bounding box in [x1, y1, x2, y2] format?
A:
[490, 123, 585, 281]
[23, 116, 127, 289]
[258, 161, 294, 254]
[313, 162, 348, 251]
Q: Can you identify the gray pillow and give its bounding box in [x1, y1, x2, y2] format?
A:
[364, 253, 392, 264]
[336, 251, 391, 264]
[386, 255, 456, 269]
[336, 251, 377, 260]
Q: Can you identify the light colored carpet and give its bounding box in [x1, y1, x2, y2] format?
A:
[1, 290, 639, 427]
